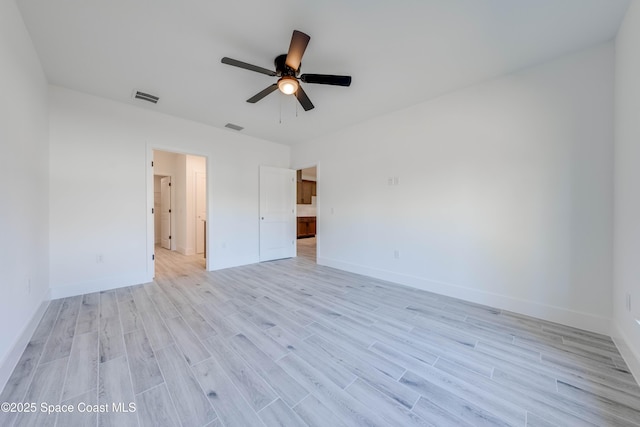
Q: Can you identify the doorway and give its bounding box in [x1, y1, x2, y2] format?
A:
[296, 165, 317, 262]
[154, 175, 172, 250]
[150, 149, 208, 278]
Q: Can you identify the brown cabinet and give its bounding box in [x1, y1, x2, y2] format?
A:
[297, 180, 316, 204]
[297, 216, 316, 238]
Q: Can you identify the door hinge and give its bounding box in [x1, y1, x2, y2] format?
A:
[169, 182, 171, 187]
[169, 209, 171, 213]
[169, 236, 172, 239]
[152, 254, 155, 260]
[151, 161, 154, 167]
[151, 208, 154, 214]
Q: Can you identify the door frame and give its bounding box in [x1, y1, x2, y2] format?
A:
[152, 174, 176, 251]
[195, 171, 207, 255]
[146, 144, 211, 281]
[291, 161, 320, 258]
[157, 174, 173, 250]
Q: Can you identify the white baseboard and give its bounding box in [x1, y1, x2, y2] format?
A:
[318, 257, 611, 335]
[177, 246, 196, 256]
[611, 321, 640, 385]
[0, 294, 50, 393]
[50, 272, 150, 299]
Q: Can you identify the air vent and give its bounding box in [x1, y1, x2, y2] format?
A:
[225, 123, 244, 131]
[133, 90, 159, 104]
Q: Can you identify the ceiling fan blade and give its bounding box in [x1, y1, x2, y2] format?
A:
[221, 57, 276, 76]
[247, 84, 279, 103]
[295, 86, 314, 111]
[285, 30, 310, 71]
[300, 74, 351, 86]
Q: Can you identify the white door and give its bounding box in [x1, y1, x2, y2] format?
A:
[196, 172, 207, 255]
[260, 166, 296, 261]
[160, 176, 171, 250]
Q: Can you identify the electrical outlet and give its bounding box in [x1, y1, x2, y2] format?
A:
[393, 176, 399, 186]
[626, 294, 632, 312]
[394, 250, 400, 259]
[96, 254, 104, 264]
[387, 177, 394, 186]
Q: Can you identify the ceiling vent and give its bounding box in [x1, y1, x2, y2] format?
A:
[225, 123, 244, 131]
[133, 90, 159, 104]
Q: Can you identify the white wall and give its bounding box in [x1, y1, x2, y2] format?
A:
[0, 0, 50, 390]
[613, 0, 640, 379]
[153, 175, 162, 243]
[49, 86, 290, 298]
[292, 43, 614, 334]
[154, 150, 181, 176]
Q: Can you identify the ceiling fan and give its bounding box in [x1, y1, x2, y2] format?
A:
[221, 30, 352, 111]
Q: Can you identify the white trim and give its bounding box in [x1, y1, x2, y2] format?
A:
[0, 294, 50, 392]
[318, 257, 611, 335]
[315, 162, 320, 260]
[177, 246, 195, 256]
[146, 144, 155, 282]
[611, 321, 640, 385]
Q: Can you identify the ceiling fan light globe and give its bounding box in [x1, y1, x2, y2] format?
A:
[278, 77, 299, 95]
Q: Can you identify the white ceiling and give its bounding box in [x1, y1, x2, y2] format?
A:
[17, 0, 630, 145]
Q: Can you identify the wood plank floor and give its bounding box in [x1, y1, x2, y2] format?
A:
[1, 242, 639, 426]
[297, 237, 316, 261]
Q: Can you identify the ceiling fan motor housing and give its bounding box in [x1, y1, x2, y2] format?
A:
[275, 54, 299, 76]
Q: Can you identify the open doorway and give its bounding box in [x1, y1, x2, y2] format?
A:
[296, 166, 317, 262]
[151, 149, 207, 277]
[154, 175, 172, 250]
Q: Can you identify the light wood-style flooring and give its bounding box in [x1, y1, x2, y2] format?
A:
[297, 237, 316, 261]
[1, 245, 639, 426]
